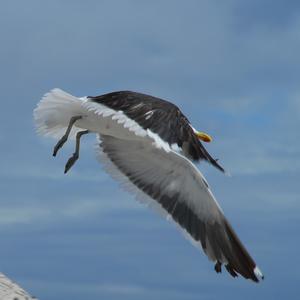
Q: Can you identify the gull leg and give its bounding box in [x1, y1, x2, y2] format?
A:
[53, 115, 82, 157]
[64, 130, 89, 174]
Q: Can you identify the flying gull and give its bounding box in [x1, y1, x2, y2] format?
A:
[34, 88, 264, 282]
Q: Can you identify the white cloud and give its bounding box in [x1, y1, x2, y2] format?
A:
[0, 194, 144, 226]
[220, 139, 300, 175]
[0, 207, 50, 225]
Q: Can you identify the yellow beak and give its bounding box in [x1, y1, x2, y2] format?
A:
[196, 131, 212, 143]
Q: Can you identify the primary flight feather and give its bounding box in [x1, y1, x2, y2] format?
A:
[34, 88, 264, 282]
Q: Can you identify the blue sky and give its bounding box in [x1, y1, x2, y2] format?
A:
[0, 0, 299, 299]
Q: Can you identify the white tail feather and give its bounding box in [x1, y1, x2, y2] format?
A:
[33, 88, 84, 139]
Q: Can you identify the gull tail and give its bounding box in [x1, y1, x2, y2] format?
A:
[33, 88, 84, 139]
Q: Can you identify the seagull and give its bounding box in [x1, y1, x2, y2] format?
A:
[34, 88, 264, 282]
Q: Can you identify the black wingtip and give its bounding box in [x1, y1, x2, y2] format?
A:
[253, 266, 264, 282]
[225, 264, 239, 278]
[197, 141, 226, 173]
[214, 261, 222, 273]
[212, 159, 225, 173]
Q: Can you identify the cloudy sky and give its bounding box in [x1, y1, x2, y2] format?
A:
[0, 0, 299, 299]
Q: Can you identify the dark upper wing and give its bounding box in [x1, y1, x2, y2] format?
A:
[97, 135, 263, 282]
[88, 91, 224, 172]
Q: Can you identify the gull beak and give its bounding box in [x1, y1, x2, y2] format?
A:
[196, 131, 212, 143]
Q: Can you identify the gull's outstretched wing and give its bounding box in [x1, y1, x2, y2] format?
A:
[97, 135, 263, 282]
[89, 91, 224, 172]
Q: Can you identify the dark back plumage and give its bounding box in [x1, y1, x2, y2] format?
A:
[88, 91, 224, 172]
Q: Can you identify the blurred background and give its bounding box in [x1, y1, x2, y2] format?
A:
[0, 0, 299, 299]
